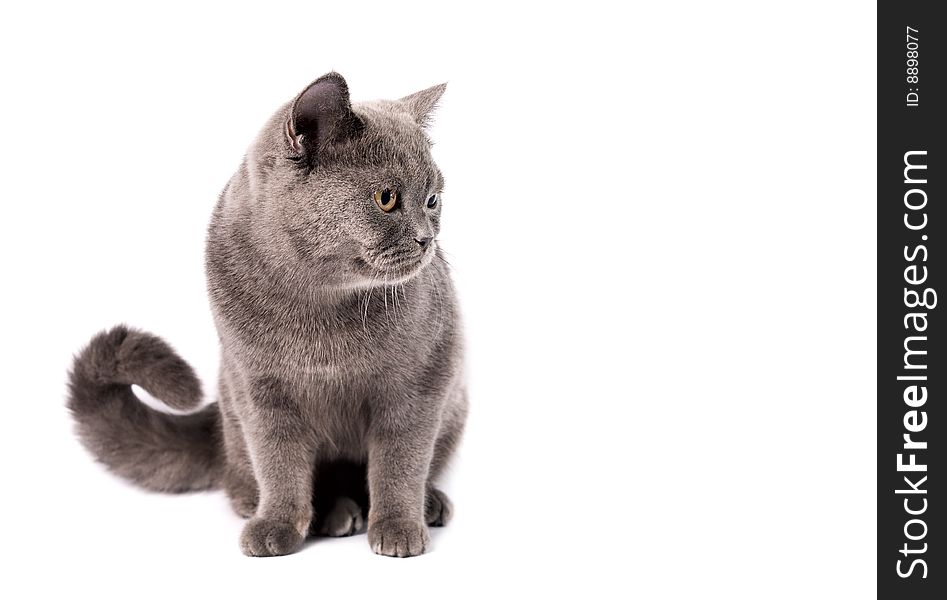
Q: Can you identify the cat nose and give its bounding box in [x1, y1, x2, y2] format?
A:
[415, 236, 433, 248]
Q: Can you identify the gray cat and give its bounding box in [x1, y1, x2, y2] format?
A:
[67, 72, 467, 558]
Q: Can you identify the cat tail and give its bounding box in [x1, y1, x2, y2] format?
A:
[67, 324, 224, 493]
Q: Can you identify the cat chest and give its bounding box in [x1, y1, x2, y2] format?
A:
[231, 315, 409, 380]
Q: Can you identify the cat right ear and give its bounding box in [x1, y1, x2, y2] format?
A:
[400, 82, 447, 127]
[286, 72, 363, 160]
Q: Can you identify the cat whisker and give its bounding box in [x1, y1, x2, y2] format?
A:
[435, 252, 453, 270]
[393, 282, 401, 318]
[383, 271, 391, 325]
[389, 283, 395, 318]
[361, 287, 372, 333]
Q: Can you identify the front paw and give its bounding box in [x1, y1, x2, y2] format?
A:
[368, 518, 430, 558]
[240, 517, 305, 557]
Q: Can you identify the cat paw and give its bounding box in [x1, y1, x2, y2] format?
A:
[229, 492, 259, 519]
[225, 472, 259, 519]
[425, 488, 453, 527]
[240, 518, 305, 557]
[316, 496, 365, 537]
[368, 518, 429, 557]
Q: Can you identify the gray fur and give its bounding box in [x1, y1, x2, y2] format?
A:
[67, 72, 467, 558]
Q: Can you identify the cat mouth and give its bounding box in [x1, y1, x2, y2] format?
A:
[359, 242, 435, 283]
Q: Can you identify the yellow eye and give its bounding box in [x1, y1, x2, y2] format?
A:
[373, 189, 398, 212]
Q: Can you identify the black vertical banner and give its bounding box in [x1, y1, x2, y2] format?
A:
[879, 1, 945, 598]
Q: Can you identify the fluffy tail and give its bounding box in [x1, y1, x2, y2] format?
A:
[67, 325, 223, 492]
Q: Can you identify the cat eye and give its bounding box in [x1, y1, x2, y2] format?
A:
[374, 189, 398, 212]
[427, 194, 439, 209]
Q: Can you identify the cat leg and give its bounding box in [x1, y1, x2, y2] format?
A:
[238, 377, 317, 557]
[366, 404, 438, 558]
[225, 461, 258, 518]
[220, 405, 259, 518]
[424, 388, 467, 527]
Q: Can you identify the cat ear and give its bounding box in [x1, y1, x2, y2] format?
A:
[286, 72, 363, 158]
[399, 83, 447, 127]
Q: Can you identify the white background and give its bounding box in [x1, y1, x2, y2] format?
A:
[0, 1, 875, 598]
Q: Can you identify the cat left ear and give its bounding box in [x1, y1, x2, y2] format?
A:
[286, 72, 363, 159]
[400, 83, 447, 127]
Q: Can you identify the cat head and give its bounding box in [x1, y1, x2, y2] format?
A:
[247, 72, 447, 289]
